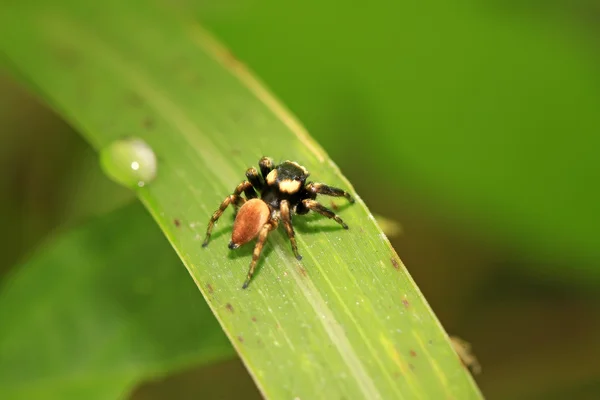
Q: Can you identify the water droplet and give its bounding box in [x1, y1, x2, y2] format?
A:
[100, 137, 157, 189]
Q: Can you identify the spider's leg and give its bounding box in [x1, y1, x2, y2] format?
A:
[242, 186, 257, 201]
[259, 156, 274, 180]
[245, 167, 263, 194]
[280, 200, 302, 260]
[301, 199, 349, 229]
[203, 181, 252, 247]
[305, 182, 354, 203]
[242, 219, 278, 289]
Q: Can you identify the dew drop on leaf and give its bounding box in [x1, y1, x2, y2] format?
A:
[100, 137, 157, 189]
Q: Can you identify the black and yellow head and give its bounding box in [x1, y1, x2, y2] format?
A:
[265, 161, 310, 194]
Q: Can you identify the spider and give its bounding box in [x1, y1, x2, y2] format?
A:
[202, 156, 355, 289]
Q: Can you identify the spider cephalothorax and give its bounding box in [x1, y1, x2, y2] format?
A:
[203, 156, 354, 288]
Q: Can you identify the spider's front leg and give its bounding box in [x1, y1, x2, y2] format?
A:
[258, 156, 274, 180]
[231, 168, 261, 219]
[245, 167, 264, 193]
[202, 181, 253, 247]
[301, 199, 349, 229]
[305, 182, 355, 203]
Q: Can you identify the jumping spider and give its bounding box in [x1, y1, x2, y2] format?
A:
[202, 156, 354, 289]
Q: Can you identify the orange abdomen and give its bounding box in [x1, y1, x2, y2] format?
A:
[231, 199, 270, 247]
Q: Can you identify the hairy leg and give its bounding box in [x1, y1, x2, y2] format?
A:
[302, 199, 349, 229]
[280, 200, 302, 260]
[203, 181, 252, 247]
[245, 167, 263, 193]
[259, 156, 275, 180]
[242, 219, 278, 289]
[305, 182, 354, 203]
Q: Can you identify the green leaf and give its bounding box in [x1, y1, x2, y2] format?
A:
[0, 1, 482, 398]
[0, 203, 234, 400]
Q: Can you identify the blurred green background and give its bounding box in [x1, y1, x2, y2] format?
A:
[2, 0, 600, 399]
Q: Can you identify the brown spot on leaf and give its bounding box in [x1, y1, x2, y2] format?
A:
[127, 93, 143, 107]
[391, 258, 399, 270]
[409, 363, 415, 371]
[173, 219, 181, 227]
[237, 335, 244, 343]
[251, 316, 257, 322]
[393, 371, 401, 379]
[402, 298, 410, 308]
[410, 350, 417, 357]
[299, 267, 307, 277]
[207, 283, 214, 294]
[54, 46, 80, 67]
[226, 303, 234, 313]
[143, 117, 155, 130]
[330, 201, 339, 211]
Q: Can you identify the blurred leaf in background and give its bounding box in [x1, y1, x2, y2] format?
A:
[0, 203, 238, 399]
